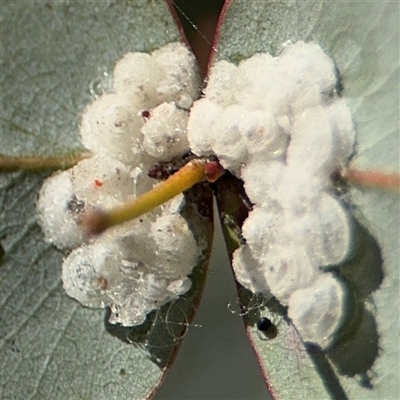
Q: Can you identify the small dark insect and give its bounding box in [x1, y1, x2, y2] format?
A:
[257, 317, 278, 340]
[141, 110, 151, 120]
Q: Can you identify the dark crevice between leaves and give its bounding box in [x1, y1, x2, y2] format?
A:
[213, 169, 384, 397]
[169, 0, 225, 77]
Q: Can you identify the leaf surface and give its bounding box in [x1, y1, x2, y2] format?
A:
[214, 1, 399, 399]
[0, 2, 213, 399]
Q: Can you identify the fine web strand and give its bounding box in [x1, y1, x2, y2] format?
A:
[171, 0, 219, 55]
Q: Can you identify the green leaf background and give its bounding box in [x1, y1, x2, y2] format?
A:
[0, 1, 212, 399]
[214, 1, 399, 399]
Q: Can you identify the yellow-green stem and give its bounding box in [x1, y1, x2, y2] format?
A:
[0, 152, 92, 172]
[81, 159, 208, 235]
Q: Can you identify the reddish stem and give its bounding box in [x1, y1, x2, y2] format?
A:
[343, 168, 400, 191]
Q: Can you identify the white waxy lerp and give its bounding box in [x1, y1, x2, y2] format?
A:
[80, 93, 143, 165]
[113, 52, 163, 106]
[188, 41, 356, 348]
[288, 273, 348, 350]
[37, 42, 203, 327]
[141, 102, 190, 160]
[37, 170, 83, 250]
[62, 241, 121, 309]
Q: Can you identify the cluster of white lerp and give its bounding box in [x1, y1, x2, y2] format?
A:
[188, 41, 356, 349]
[37, 43, 202, 326]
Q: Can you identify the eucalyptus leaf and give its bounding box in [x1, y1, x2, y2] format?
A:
[214, 1, 399, 399]
[0, 2, 214, 399]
